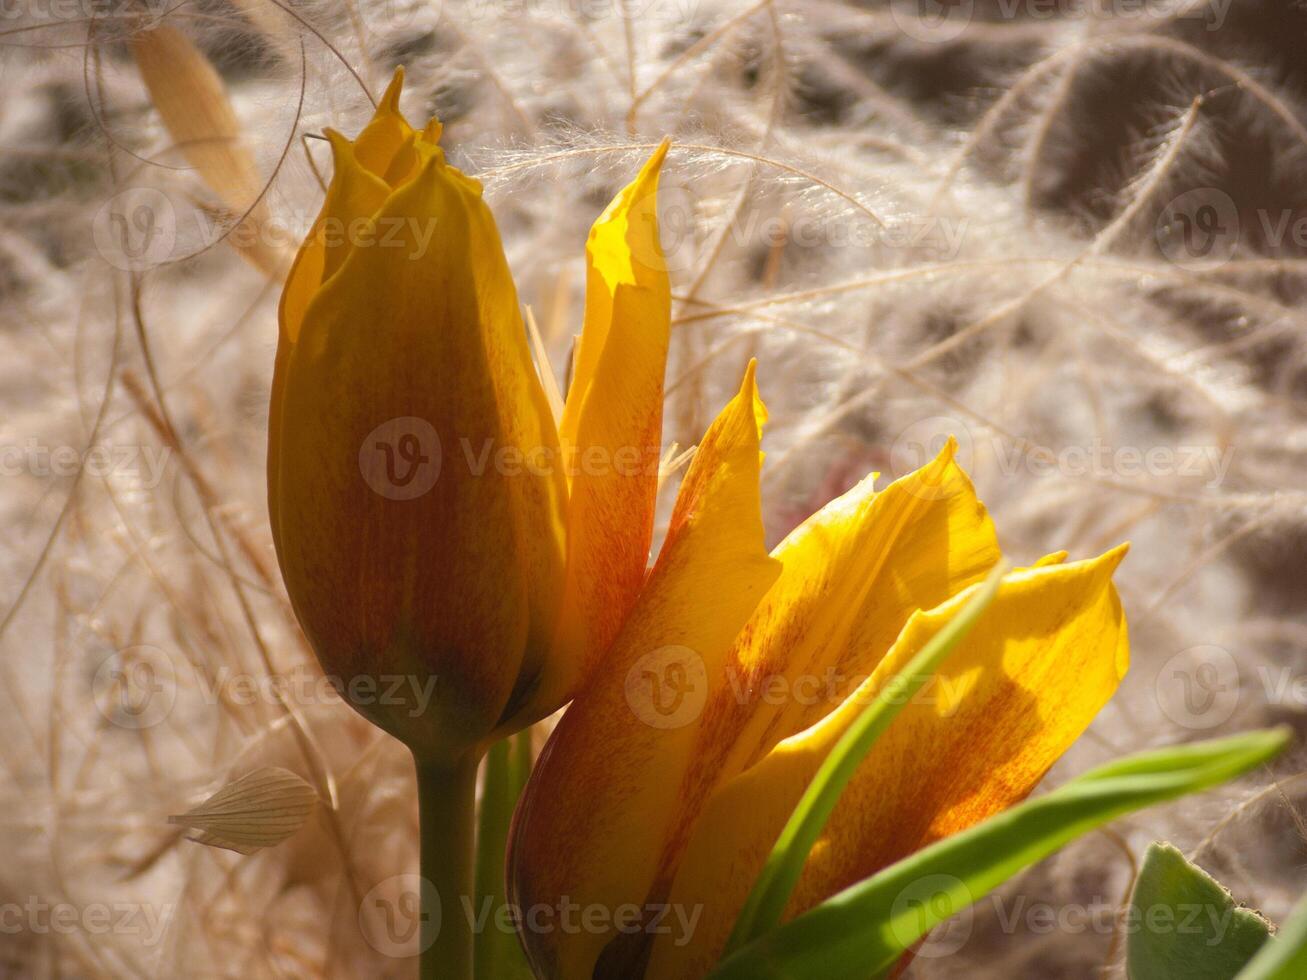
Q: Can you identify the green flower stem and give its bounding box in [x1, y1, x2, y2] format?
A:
[475, 732, 535, 979]
[417, 752, 481, 980]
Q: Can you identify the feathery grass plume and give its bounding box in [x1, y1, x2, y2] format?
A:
[2, 0, 1307, 976]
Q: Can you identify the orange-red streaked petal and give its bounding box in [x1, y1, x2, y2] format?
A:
[560, 140, 670, 449]
[715, 440, 1000, 778]
[649, 546, 1130, 978]
[510, 363, 780, 980]
[517, 143, 672, 721]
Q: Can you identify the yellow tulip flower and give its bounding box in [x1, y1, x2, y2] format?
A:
[268, 69, 671, 763]
[509, 374, 1130, 977]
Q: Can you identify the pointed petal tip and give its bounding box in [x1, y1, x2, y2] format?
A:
[611, 139, 671, 214]
[411, 147, 462, 193]
[646, 137, 671, 172]
[1027, 541, 1129, 583]
[926, 434, 959, 467]
[380, 66, 405, 113]
[740, 357, 758, 391]
[1032, 550, 1069, 568]
[739, 359, 767, 430]
[635, 139, 671, 186]
[323, 128, 352, 158]
[915, 434, 961, 478]
[1102, 540, 1131, 573]
[854, 470, 879, 494]
[323, 129, 365, 179]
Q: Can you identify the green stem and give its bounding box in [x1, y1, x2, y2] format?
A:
[416, 752, 481, 980]
[474, 732, 534, 978]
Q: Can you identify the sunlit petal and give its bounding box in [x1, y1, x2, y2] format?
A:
[650, 546, 1130, 978]
[511, 363, 780, 979]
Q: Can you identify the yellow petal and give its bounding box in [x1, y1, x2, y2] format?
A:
[277, 71, 417, 348]
[318, 131, 394, 292]
[649, 546, 1130, 978]
[510, 364, 781, 980]
[271, 151, 565, 758]
[351, 68, 414, 180]
[271, 118, 415, 546]
[519, 143, 672, 721]
[560, 140, 671, 448]
[716, 439, 1000, 778]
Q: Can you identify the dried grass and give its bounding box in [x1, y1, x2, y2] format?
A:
[2, 0, 1306, 976]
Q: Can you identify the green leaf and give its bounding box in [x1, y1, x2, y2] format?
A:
[709, 728, 1291, 980]
[723, 560, 1008, 956]
[1238, 891, 1307, 980]
[475, 730, 534, 980]
[1126, 842, 1271, 979]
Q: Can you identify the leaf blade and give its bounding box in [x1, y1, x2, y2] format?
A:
[1238, 890, 1307, 980]
[710, 729, 1291, 980]
[1126, 842, 1271, 980]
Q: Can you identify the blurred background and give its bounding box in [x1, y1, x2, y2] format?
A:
[2, 0, 1306, 975]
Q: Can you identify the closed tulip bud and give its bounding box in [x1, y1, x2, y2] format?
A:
[268, 69, 671, 764]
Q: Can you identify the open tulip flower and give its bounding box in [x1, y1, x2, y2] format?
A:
[267, 66, 1157, 980]
[260, 59, 1306, 980]
[508, 375, 1130, 976]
